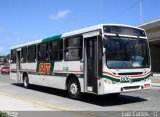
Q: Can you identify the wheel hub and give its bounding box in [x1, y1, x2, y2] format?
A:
[70, 83, 78, 95]
[24, 77, 27, 87]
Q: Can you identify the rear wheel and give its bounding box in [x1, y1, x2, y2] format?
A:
[23, 75, 29, 88]
[67, 78, 81, 100]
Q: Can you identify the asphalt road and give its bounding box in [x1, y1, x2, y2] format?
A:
[0, 74, 160, 117]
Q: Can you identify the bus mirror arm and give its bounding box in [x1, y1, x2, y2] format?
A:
[103, 52, 106, 57]
[80, 59, 84, 63]
[103, 35, 109, 47]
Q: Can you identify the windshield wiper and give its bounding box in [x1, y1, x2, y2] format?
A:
[115, 34, 128, 61]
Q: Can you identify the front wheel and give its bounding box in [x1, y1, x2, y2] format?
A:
[23, 75, 29, 88]
[67, 78, 81, 100]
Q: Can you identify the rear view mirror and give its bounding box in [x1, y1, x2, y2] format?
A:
[103, 36, 108, 47]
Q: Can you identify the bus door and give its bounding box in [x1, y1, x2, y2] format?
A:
[83, 31, 102, 93]
[16, 49, 21, 81]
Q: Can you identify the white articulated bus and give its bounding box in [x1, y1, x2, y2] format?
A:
[10, 24, 151, 99]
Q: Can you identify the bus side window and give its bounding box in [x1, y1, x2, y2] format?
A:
[50, 40, 63, 61]
[11, 49, 16, 63]
[21, 47, 27, 63]
[38, 43, 48, 61]
[64, 36, 82, 61]
[28, 45, 36, 62]
[59, 40, 63, 60]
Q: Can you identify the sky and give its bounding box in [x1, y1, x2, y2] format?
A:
[0, 0, 160, 55]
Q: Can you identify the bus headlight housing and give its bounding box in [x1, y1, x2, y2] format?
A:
[141, 77, 150, 83]
[145, 77, 151, 82]
[104, 79, 117, 84]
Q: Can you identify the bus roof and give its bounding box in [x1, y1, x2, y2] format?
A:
[11, 24, 145, 49]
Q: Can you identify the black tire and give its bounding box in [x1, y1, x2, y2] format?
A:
[67, 78, 81, 100]
[23, 75, 29, 88]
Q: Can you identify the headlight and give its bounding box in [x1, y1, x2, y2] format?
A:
[141, 78, 150, 83]
[104, 79, 117, 84]
[145, 78, 151, 81]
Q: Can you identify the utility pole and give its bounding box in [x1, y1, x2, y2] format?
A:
[140, 0, 143, 24]
[99, 0, 102, 24]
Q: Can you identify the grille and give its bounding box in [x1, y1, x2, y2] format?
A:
[118, 72, 143, 75]
[123, 86, 140, 90]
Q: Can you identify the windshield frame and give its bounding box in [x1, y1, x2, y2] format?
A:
[104, 35, 150, 69]
[103, 25, 146, 37]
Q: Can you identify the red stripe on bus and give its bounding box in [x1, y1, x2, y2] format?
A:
[131, 71, 151, 78]
[103, 72, 120, 78]
[53, 70, 63, 72]
[53, 70, 83, 73]
[69, 70, 83, 73]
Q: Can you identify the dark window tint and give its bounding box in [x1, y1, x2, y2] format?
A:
[65, 36, 82, 61]
[104, 36, 150, 69]
[28, 45, 36, 62]
[21, 47, 27, 62]
[103, 26, 146, 37]
[38, 43, 48, 61]
[49, 40, 63, 61]
[11, 49, 16, 63]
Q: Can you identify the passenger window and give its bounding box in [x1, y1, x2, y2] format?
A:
[11, 49, 16, 63]
[21, 47, 27, 62]
[65, 36, 82, 61]
[38, 43, 48, 61]
[49, 40, 63, 61]
[28, 45, 36, 62]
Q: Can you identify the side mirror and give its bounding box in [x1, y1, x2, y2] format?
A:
[103, 36, 108, 47]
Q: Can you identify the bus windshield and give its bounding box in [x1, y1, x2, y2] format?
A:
[104, 35, 150, 69]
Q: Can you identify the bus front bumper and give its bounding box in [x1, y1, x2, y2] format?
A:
[98, 79, 151, 95]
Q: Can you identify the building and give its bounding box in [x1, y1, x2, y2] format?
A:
[139, 19, 160, 73]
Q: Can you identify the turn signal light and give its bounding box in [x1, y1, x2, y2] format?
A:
[144, 84, 150, 88]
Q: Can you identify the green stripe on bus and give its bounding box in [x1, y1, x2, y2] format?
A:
[102, 75, 120, 82]
[11, 71, 84, 78]
[102, 73, 151, 82]
[11, 71, 150, 82]
[132, 74, 151, 82]
[11, 71, 17, 73]
[54, 73, 84, 78]
[42, 34, 62, 43]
